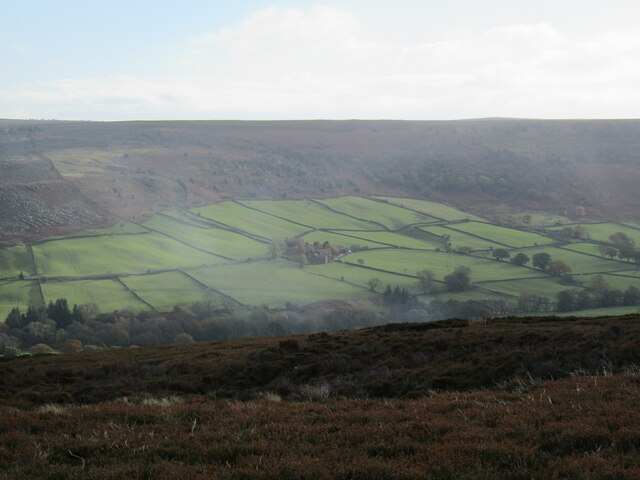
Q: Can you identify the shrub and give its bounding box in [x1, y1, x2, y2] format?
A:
[29, 343, 54, 355]
[173, 333, 195, 345]
[59, 339, 83, 354]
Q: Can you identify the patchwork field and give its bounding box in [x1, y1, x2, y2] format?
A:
[0, 280, 42, 320]
[41, 279, 149, 312]
[374, 196, 482, 221]
[1, 196, 638, 318]
[0, 245, 36, 278]
[447, 221, 556, 248]
[189, 260, 369, 307]
[143, 214, 268, 260]
[194, 202, 310, 240]
[33, 233, 221, 277]
[419, 225, 502, 251]
[238, 200, 379, 230]
[549, 222, 640, 245]
[341, 249, 548, 282]
[317, 196, 437, 229]
[121, 272, 211, 311]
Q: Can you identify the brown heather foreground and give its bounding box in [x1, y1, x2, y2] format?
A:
[1, 315, 640, 478]
[1, 374, 639, 479]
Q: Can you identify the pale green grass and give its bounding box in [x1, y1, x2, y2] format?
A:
[549, 223, 640, 245]
[239, 200, 379, 230]
[341, 249, 546, 282]
[121, 272, 211, 311]
[189, 259, 369, 307]
[514, 246, 633, 275]
[47, 149, 126, 177]
[316, 196, 436, 230]
[481, 277, 579, 298]
[331, 231, 442, 249]
[0, 246, 36, 277]
[300, 231, 384, 249]
[42, 279, 149, 312]
[0, 280, 42, 321]
[33, 233, 221, 277]
[193, 202, 309, 240]
[143, 214, 268, 260]
[419, 225, 502, 251]
[447, 222, 555, 248]
[374, 197, 484, 221]
[307, 262, 422, 293]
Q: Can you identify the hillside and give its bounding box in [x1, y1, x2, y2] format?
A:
[2, 118, 640, 243]
[1, 314, 639, 479]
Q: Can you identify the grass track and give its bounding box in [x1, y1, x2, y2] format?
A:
[33, 233, 221, 277]
[189, 259, 369, 308]
[317, 196, 436, 229]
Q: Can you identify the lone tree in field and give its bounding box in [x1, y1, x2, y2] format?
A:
[532, 252, 552, 270]
[444, 266, 472, 291]
[366, 277, 381, 292]
[609, 232, 634, 249]
[548, 259, 572, 276]
[416, 269, 436, 294]
[492, 248, 510, 261]
[511, 252, 529, 266]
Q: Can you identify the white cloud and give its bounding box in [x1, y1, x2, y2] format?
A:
[4, 5, 640, 119]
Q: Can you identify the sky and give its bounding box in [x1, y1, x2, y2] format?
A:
[1, 0, 640, 120]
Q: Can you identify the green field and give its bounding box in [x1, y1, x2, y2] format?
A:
[41, 279, 149, 312]
[0, 281, 42, 320]
[328, 230, 442, 250]
[419, 225, 502, 251]
[239, 200, 380, 230]
[447, 222, 556, 248]
[574, 273, 640, 291]
[143, 214, 268, 260]
[33, 233, 221, 277]
[1, 196, 638, 318]
[47, 149, 123, 177]
[194, 202, 310, 240]
[121, 272, 211, 311]
[549, 223, 640, 245]
[374, 197, 483, 221]
[480, 277, 579, 298]
[341, 249, 547, 282]
[299, 231, 385, 249]
[189, 259, 369, 308]
[0, 246, 36, 278]
[317, 196, 436, 230]
[307, 262, 422, 293]
[513, 246, 633, 275]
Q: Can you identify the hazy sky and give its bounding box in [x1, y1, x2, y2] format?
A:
[2, 0, 640, 120]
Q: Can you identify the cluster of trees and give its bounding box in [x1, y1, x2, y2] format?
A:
[597, 232, 639, 263]
[555, 275, 640, 312]
[0, 297, 391, 355]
